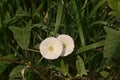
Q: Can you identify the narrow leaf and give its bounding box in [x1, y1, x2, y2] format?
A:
[0, 16, 1, 28]
[76, 55, 87, 77]
[76, 41, 104, 54]
[89, 21, 108, 27]
[60, 60, 69, 76]
[90, 0, 106, 16]
[71, 0, 85, 46]
[54, 4, 63, 34]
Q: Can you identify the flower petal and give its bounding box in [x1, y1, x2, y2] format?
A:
[39, 37, 63, 59]
[57, 34, 74, 56]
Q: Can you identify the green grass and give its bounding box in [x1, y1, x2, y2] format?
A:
[0, 0, 120, 80]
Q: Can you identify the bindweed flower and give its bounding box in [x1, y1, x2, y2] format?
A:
[57, 34, 74, 56]
[39, 37, 63, 60]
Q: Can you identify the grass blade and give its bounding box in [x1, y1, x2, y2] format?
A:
[76, 41, 104, 54]
[54, 4, 63, 34]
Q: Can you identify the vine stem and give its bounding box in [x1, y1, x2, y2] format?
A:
[31, 67, 48, 80]
[0, 58, 22, 64]
[27, 48, 40, 53]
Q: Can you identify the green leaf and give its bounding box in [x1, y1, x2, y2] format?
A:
[60, 60, 69, 76]
[107, 0, 119, 10]
[0, 54, 17, 74]
[104, 27, 120, 61]
[76, 55, 87, 77]
[26, 20, 32, 29]
[9, 65, 25, 80]
[15, 7, 28, 17]
[100, 71, 109, 78]
[108, 11, 120, 17]
[3, 12, 11, 24]
[9, 26, 31, 49]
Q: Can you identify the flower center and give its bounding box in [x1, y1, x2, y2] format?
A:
[63, 44, 66, 49]
[49, 46, 54, 51]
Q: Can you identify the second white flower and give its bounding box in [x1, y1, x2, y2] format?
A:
[57, 34, 74, 56]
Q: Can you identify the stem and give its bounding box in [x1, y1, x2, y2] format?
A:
[27, 48, 40, 53]
[31, 67, 48, 80]
[0, 58, 22, 64]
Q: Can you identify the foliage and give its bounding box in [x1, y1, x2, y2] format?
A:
[0, 0, 120, 80]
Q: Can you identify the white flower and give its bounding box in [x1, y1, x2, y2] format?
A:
[39, 37, 63, 60]
[57, 34, 74, 56]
